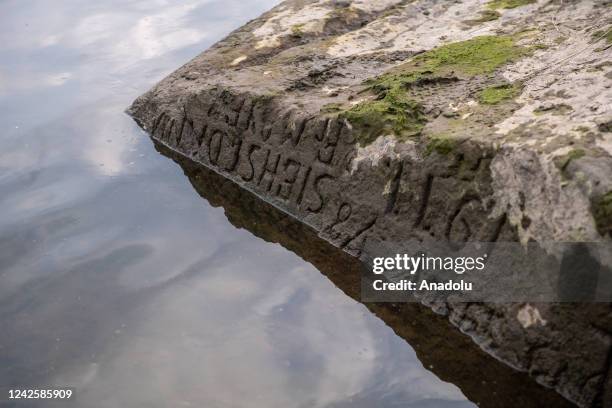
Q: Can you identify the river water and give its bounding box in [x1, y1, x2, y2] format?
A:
[0, 1, 573, 408]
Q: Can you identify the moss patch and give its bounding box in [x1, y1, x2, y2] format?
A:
[478, 9, 501, 21]
[487, 0, 535, 10]
[321, 103, 343, 113]
[290, 24, 305, 38]
[252, 92, 278, 103]
[574, 125, 591, 133]
[425, 135, 456, 156]
[533, 103, 573, 116]
[329, 6, 359, 20]
[465, 10, 500, 25]
[554, 148, 585, 171]
[373, 35, 526, 87]
[479, 83, 520, 104]
[594, 191, 612, 236]
[341, 88, 425, 146]
[342, 36, 527, 146]
[564, 148, 585, 163]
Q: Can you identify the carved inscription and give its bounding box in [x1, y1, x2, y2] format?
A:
[149, 90, 515, 257]
[152, 93, 509, 249]
[153, 94, 352, 217]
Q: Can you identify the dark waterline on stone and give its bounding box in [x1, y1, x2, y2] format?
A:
[0, 1, 574, 407]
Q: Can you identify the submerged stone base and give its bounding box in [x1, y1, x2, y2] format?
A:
[129, 0, 612, 406]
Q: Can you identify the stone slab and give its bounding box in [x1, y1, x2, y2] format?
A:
[129, 1, 612, 406]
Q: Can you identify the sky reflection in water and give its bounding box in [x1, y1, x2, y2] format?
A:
[0, 1, 474, 407]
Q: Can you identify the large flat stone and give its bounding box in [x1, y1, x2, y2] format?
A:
[129, 1, 612, 406]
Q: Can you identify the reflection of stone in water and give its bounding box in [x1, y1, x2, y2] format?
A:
[155, 141, 575, 408]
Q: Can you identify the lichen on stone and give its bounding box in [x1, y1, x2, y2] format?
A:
[593, 28, 612, 43]
[487, 0, 535, 10]
[592, 27, 612, 50]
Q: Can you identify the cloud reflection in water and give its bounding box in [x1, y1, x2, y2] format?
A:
[0, 1, 474, 407]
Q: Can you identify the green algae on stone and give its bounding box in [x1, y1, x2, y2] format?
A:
[479, 83, 520, 104]
[593, 191, 612, 236]
[487, 0, 535, 10]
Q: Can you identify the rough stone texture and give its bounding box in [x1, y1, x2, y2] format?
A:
[129, 1, 612, 406]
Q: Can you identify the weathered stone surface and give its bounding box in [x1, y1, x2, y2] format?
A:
[129, 1, 612, 406]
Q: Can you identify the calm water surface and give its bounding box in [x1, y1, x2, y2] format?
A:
[0, 1, 478, 407]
